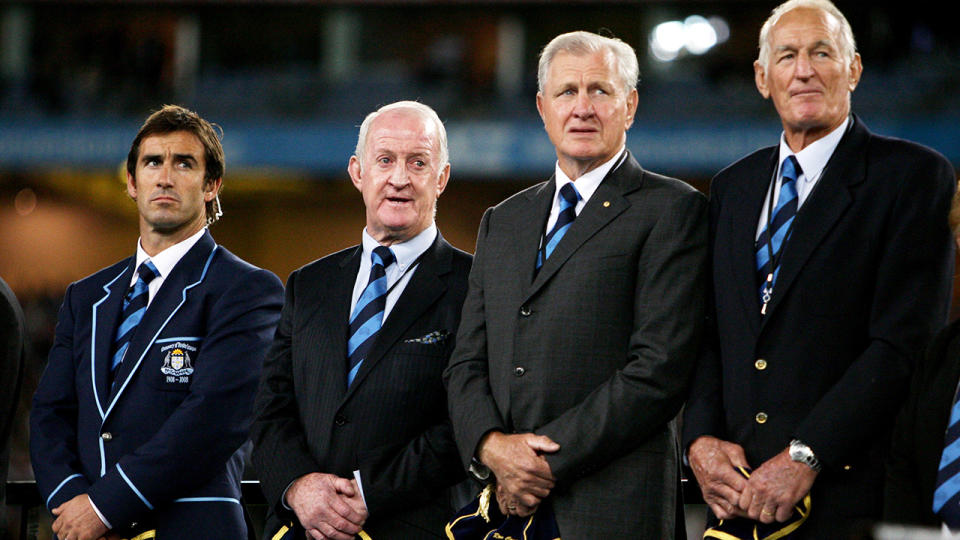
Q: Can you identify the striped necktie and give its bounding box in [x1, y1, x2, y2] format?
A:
[934, 382, 960, 527]
[756, 155, 800, 308]
[537, 182, 581, 270]
[347, 246, 395, 386]
[111, 260, 159, 376]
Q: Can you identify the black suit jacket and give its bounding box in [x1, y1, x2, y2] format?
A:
[252, 233, 472, 538]
[445, 153, 707, 538]
[683, 116, 955, 532]
[1, 277, 25, 511]
[885, 318, 960, 526]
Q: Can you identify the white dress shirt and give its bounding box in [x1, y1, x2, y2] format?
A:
[350, 222, 437, 323]
[756, 117, 851, 238]
[544, 148, 628, 234]
[131, 228, 208, 305]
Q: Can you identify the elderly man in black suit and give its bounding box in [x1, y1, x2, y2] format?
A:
[1, 276, 25, 528]
[444, 31, 707, 538]
[884, 186, 960, 531]
[251, 101, 472, 540]
[683, 0, 955, 536]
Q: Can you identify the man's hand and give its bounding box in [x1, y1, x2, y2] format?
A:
[478, 431, 559, 515]
[286, 473, 368, 540]
[51, 494, 108, 540]
[687, 436, 751, 520]
[738, 448, 817, 524]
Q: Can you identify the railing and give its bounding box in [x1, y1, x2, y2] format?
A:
[5, 479, 704, 539]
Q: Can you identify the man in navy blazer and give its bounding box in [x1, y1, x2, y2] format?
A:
[30, 105, 283, 540]
[683, 0, 955, 536]
[251, 101, 471, 539]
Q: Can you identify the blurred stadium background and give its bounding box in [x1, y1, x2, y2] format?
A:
[1, 0, 958, 537]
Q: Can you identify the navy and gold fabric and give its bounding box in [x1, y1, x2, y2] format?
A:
[703, 467, 810, 540]
[446, 485, 561, 540]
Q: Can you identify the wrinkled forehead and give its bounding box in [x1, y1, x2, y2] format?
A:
[545, 49, 617, 85]
[770, 7, 843, 48]
[365, 110, 440, 155]
[138, 131, 205, 160]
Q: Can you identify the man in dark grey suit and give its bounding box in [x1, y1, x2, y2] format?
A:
[683, 0, 955, 536]
[252, 101, 472, 540]
[444, 31, 707, 538]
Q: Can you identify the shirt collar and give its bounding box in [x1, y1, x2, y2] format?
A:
[553, 147, 626, 202]
[778, 116, 849, 182]
[361, 222, 437, 272]
[134, 227, 207, 283]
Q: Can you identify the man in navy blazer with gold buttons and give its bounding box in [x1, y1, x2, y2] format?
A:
[30, 105, 283, 540]
[683, 1, 955, 536]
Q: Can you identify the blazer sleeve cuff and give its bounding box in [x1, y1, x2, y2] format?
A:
[87, 464, 155, 531]
[44, 473, 90, 512]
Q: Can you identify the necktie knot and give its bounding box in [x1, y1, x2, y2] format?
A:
[558, 182, 581, 208]
[137, 260, 159, 285]
[781, 155, 801, 184]
[372, 246, 395, 269]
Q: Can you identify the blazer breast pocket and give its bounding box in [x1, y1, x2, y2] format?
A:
[148, 338, 202, 391]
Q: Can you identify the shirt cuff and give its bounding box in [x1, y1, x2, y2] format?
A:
[281, 480, 295, 511]
[88, 496, 112, 530]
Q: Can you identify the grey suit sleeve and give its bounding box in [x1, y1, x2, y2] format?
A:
[444, 208, 508, 468]
[537, 190, 708, 483]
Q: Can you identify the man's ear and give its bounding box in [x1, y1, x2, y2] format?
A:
[754, 60, 770, 99]
[203, 178, 222, 202]
[847, 53, 863, 92]
[348, 156, 363, 192]
[127, 172, 138, 199]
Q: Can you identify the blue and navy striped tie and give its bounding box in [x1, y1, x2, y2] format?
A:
[756, 156, 800, 303]
[111, 260, 159, 377]
[934, 383, 960, 527]
[537, 182, 581, 270]
[347, 246, 395, 386]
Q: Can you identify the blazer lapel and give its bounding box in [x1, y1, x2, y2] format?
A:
[107, 232, 218, 413]
[526, 154, 639, 301]
[728, 150, 778, 337]
[91, 261, 135, 419]
[343, 234, 451, 401]
[761, 118, 867, 323]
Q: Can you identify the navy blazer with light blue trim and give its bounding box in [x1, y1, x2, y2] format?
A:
[30, 231, 283, 538]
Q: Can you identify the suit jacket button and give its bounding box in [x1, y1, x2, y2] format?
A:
[334, 415, 348, 427]
[514, 366, 525, 377]
[755, 412, 768, 424]
[101, 432, 113, 441]
[754, 359, 768, 370]
[519, 305, 531, 317]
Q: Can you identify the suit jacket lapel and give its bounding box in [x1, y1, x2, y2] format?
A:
[526, 154, 639, 301]
[761, 117, 867, 323]
[343, 234, 451, 401]
[91, 261, 135, 419]
[728, 150, 778, 337]
[108, 232, 218, 409]
[301, 245, 360, 401]
[516, 180, 555, 295]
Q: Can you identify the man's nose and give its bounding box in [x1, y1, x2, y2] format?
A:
[572, 90, 595, 117]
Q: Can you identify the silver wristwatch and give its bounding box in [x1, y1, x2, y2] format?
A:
[789, 439, 822, 472]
